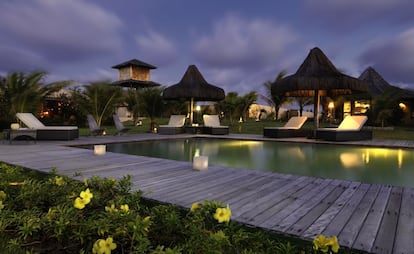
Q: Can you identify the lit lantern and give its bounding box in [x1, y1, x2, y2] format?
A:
[94, 145, 106, 155]
[10, 123, 20, 130]
[193, 156, 208, 171]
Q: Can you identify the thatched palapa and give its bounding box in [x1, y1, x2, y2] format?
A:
[162, 65, 225, 101]
[162, 65, 225, 124]
[272, 47, 368, 129]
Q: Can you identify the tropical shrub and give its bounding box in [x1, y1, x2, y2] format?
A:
[0, 163, 353, 253]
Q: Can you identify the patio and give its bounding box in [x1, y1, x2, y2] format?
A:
[1, 133, 414, 253]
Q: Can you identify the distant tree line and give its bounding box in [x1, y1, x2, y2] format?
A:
[0, 70, 406, 131]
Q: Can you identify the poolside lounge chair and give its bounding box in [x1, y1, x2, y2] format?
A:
[263, 116, 310, 138]
[87, 115, 105, 136]
[158, 115, 186, 135]
[315, 115, 372, 141]
[113, 114, 130, 135]
[16, 113, 78, 140]
[203, 114, 229, 135]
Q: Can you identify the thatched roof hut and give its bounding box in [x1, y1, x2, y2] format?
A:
[162, 65, 225, 101]
[272, 47, 368, 129]
[162, 64, 225, 124]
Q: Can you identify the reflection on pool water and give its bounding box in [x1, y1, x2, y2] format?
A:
[104, 138, 414, 188]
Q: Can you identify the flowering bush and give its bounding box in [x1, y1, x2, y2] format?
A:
[0, 163, 354, 253]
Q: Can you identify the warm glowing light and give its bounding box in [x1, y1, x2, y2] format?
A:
[194, 148, 200, 157]
[328, 102, 334, 109]
[399, 103, 406, 110]
[193, 156, 208, 171]
[398, 149, 403, 169]
[10, 123, 20, 130]
[94, 145, 106, 155]
[196, 105, 201, 111]
[340, 153, 364, 168]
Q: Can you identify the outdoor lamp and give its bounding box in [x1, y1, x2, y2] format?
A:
[193, 155, 208, 171]
[10, 123, 20, 130]
[94, 145, 106, 155]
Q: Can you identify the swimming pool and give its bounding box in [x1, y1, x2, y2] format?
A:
[102, 138, 414, 188]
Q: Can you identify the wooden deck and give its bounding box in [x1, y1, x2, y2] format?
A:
[1, 133, 414, 254]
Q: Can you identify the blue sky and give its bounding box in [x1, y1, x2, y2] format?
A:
[0, 0, 413, 97]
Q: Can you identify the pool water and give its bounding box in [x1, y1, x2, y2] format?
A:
[103, 138, 414, 188]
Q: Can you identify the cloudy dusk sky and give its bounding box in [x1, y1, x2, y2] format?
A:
[0, 0, 413, 97]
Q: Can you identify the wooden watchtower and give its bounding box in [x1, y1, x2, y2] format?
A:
[111, 59, 161, 88]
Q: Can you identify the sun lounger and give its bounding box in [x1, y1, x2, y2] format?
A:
[263, 116, 309, 138]
[16, 113, 78, 140]
[315, 115, 372, 141]
[203, 114, 229, 135]
[158, 115, 186, 135]
[113, 114, 130, 135]
[87, 115, 106, 136]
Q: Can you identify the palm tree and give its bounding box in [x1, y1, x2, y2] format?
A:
[0, 71, 70, 123]
[238, 91, 258, 121]
[135, 87, 165, 132]
[71, 81, 123, 127]
[216, 92, 240, 124]
[260, 70, 288, 120]
[295, 97, 313, 116]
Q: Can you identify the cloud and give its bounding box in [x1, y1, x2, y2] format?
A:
[135, 30, 178, 66]
[0, 0, 123, 65]
[303, 0, 414, 30]
[192, 14, 297, 69]
[0, 46, 46, 72]
[359, 28, 414, 85]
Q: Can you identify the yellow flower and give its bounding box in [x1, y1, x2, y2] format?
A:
[83, 178, 89, 186]
[327, 236, 340, 253]
[0, 191, 6, 201]
[214, 204, 231, 223]
[92, 237, 117, 254]
[80, 188, 93, 202]
[191, 202, 200, 211]
[0, 200, 4, 210]
[74, 197, 88, 209]
[105, 204, 117, 213]
[55, 176, 65, 186]
[120, 204, 129, 212]
[313, 234, 340, 253]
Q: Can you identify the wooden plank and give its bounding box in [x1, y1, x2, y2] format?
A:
[237, 176, 312, 221]
[302, 181, 361, 239]
[251, 178, 327, 227]
[267, 179, 337, 232]
[178, 174, 273, 207]
[227, 176, 299, 214]
[371, 186, 402, 254]
[143, 167, 245, 196]
[217, 176, 290, 206]
[393, 187, 414, 254]
[338, 184, 381, 248]
[286, 180, 350, 237]
[148, 170, 255, 201]
[322, 183, 370, 237]
[352, 185, 392, 253]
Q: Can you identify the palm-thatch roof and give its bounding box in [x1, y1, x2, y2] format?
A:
[112, 59, 157, 70]
[272, 47, 368, 98]
[162, 65, 225, 101]
[111, 79, 161, 88]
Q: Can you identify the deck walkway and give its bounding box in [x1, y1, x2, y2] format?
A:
[1, 133, 414, 254]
